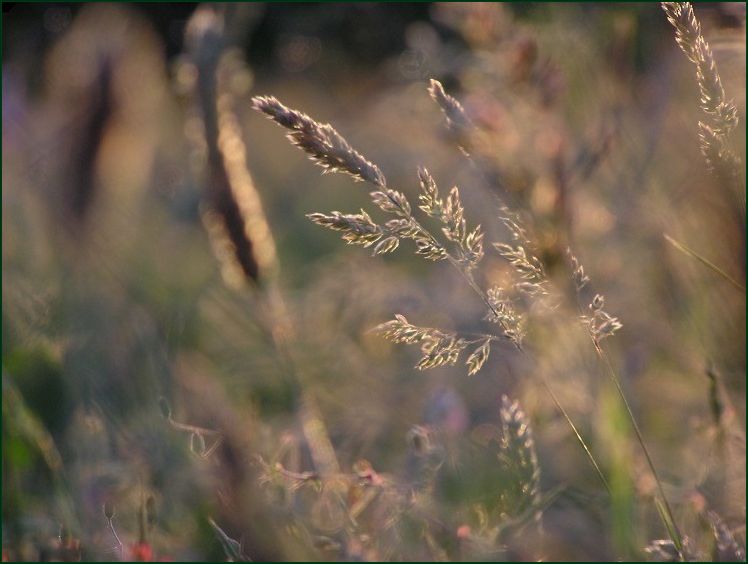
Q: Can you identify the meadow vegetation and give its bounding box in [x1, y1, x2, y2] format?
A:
[2, 3, 745, 561]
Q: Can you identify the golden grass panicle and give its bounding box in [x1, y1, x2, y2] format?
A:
[662, 2, 742, 183]
[565, 249, 622, 343]
[499, 395, 541, 517]
[252, 95, 386, 186]
[373, 315, 503, 374]
[428, 79, 474, 149]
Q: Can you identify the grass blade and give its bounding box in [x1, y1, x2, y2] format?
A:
[664, 233, 745, 292]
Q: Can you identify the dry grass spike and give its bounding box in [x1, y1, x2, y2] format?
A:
[661, 2, 742, 186]
[187, 6, 279, 288]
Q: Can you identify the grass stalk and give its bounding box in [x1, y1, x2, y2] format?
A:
[254, 92, 614, 504]
[539, 377, 612, 496]
[593, 341, 684, 554]
[664, 233, 745, 292]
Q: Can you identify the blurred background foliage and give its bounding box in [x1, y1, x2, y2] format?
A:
[2, 2, 745, 561]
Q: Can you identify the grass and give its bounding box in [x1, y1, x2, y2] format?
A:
[2, 2, 745, 561]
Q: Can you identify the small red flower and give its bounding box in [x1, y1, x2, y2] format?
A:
[456, 525, 472, 539]
[130, 542, 153, 562]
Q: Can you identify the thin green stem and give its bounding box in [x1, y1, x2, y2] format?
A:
[570, 277, 683, 555]
[539, 377, 612, 496]
[664, 233, 745, 292]
[107, 516, 123, 555]
[167, 416, 222, 436]
[593, 341, 684, 554]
